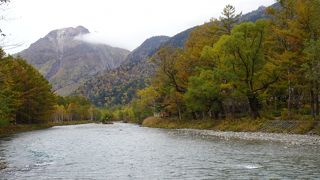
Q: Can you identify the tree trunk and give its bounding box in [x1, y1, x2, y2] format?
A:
[247, 92, 261, 119]
[192, 112, 197, 120]
[177, 105, 182, 121]
[288, 70, 292, 119]
[231, 98, 235, 118]
[311, 87, 316, 119]
[316, 83, 319, 117]
[201, 111, 205, 119]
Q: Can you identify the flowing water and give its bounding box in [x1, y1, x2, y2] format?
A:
[0, 123, 319, 179]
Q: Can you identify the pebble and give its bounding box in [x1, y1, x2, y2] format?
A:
[175, 129, 320, 146]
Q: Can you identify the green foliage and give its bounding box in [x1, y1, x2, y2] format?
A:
[126, 1, 320, 125]
[0, 69, 17, 124]
[213, 20, 278, 118]
[111, 105, 144, 123]
[102, 111, 113, 123]
[0, 49, 100, 126]
[184, 70, 222, 118]
[52, 1, 320, 127]
[52, 95, 100, 122]
[0, 53, 56, 124]
[219, 4, 242, 34]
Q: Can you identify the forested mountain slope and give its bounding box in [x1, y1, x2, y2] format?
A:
[76, 25, 197, 106]
[76, 3, 277, 106]
[76, 36, 170, 106]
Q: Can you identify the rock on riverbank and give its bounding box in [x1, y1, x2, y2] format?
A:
[173, 129, 320, 146]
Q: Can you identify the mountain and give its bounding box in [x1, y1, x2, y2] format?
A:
[76, 36, 171, 106]
[76, 26, 197, 106]
[76, 3, 277, 106]
[17, 26, 130, 95]
[240, 3, 280, 22]
[163, 27, 196, 48]
[122, 36, 170, 66]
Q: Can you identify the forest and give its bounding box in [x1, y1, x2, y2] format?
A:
[0, 51, 56, 125]
[0, 50, 103, 127]
[114, 0, 320, 124]
[1, 0, 320, 131]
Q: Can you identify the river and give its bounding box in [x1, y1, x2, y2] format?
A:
[0, 123, 319, 179]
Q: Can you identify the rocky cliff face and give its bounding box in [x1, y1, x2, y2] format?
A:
[17, 26, 130, 95]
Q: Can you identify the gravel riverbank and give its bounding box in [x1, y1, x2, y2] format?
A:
[174, 129, 320, 146]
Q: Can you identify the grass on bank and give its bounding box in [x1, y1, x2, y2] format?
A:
[48, 120, 95, 126]
[142, 116, 320, 135]
[0, 120, 95, 137]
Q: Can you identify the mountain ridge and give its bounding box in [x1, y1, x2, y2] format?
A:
[76, 3, 278, 106]
[75, 35, 171, 106]
[17, 26, 130, 96]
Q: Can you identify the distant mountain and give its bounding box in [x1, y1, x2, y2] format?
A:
[122, 36, 170, 66]
[76, 36, 171, 106]
[76, 26, 197, 106]
[240, 3, 280, 22]
[163, 27, 196, 48]
[17, 26, 130, 95]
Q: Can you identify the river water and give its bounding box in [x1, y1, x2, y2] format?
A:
[0, 123, 319, 179]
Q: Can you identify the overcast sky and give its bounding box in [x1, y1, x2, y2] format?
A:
[2, 0, 275, 54]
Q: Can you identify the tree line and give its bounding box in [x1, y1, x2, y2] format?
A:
[52, 96, 102, 122]
[0, 51, 56, 125]
[118, 0, 320, 123]
[0, 49, 103, 126]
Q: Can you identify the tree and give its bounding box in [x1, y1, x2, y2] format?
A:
[153, 47, 186, 93]
[268, 0, 320, 118]
[129, 2, 320, 122]
[213, 20, 278, 118]
[184, 70, 223, 119]
[66, 103, 79, 121]
[52, 105, 66, 122]
[303, 40, 320, 118]
[54, 95, 99, 121]
[219, 4, 242, 34]
[152, 47, 187, 120]
[13, 58, 56, 123]
[0, 53, 56, 124]
[134, 86, 159, 118]
[0, 50, 19, 124]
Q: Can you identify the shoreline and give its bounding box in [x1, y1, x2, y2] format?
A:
[173, 129, 320, 145]
[142, 116, 320, 135]
[141, 117, 320, 145]
[0, 120, 95, 137]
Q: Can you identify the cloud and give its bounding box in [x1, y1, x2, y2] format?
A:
[74, 33, 106, 45]
[4, 0, 276, 54]
[74, 32, 153, 51]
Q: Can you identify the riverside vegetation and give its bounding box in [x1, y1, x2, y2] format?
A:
[0, 50, 108, 136]
[108, 0, 320, 134]
[1, 0, 320, 136]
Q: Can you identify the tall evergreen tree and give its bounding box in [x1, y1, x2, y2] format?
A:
[0, 53, 56, 124]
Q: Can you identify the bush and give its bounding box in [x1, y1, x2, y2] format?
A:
[0, 118, 10, 127]
[271, 111, 281, 117]
[297, 106, 311, 115]
[102, 112, 113, 123]
[280, 108, 300, 120]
